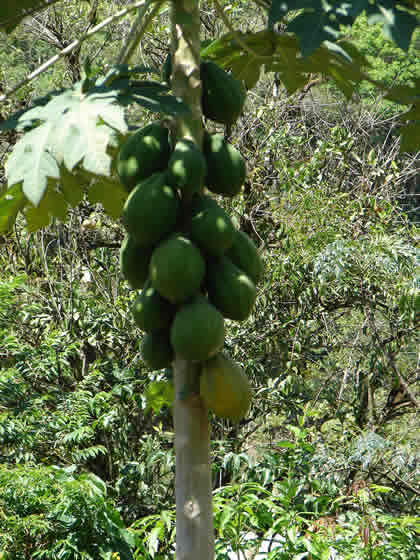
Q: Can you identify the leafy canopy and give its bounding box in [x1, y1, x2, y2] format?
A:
[268, 0, 420, 55]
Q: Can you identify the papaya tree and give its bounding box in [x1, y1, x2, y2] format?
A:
[0, 1, 419, 559]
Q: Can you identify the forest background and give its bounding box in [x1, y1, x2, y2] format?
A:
[0, 1, 419, 559]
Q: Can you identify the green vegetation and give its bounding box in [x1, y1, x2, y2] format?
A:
[0, 0, 419, 559]
[345, 14, 420, 110]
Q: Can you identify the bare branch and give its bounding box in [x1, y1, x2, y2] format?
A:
[0, 0, 148, 103]
[116, 0, 165, 66]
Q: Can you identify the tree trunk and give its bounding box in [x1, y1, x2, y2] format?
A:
[173, 358, 214, 559]
[170, 1, 215, 558]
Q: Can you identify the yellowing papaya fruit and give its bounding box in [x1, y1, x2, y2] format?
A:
[200, 353, 251, 421]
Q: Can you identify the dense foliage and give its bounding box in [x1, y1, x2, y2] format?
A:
[0, 1, 419, 559]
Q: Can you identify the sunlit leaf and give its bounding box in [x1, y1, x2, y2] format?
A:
[145, 381, 174, 414]
[267, 0, 419, 56]
[6, 122, 60, 206]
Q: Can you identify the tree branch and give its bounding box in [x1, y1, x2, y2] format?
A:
[116, 0, 165, 65]
[0, 0, 148, 103]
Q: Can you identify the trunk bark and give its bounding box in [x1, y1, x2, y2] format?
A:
[170, 1, 215, 559]
[173, 358, 214, 559]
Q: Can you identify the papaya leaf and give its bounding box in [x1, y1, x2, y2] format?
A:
[6, 121, 60, 207]
[287, 11, 341, 57]
[210, 31, 364, 98]
[366, 3, 419, 51]
[24, 183, 68, 232]
[401, 104, 420, 121]
[0, 0, 63, 33]
[59, 167, 86, 208]
[0, 184, 26, 234]
[117, 81, 189, 116]
[96, 64, 159, 87]
[200, 30, 277, 65]
[399, 121, 420, 153]
[267, 0, 419, 56]
[24, 205, 51, 232]
[384, 80, 420, 106]
[3, 71, 188, 221]
[230, 56, 262, 90]
[88, 178, 128, 220]
[0, 91, 65, 132]
[3, 78, 128, 211]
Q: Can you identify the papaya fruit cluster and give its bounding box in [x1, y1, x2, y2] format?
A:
[117, 61, 259, 421]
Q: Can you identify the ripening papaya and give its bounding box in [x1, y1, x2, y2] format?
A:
[200, 353, 251, 421]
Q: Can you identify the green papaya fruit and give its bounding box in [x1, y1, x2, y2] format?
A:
[141, 330, 174, 370]
[190, 204, 235, 256]
[120, 235, 152, 289]
[206, 256, 256, 321]
[167, 139, 207, 196]
[203, 133, 246, 197]
[132, 281, 176, 332]
[201, 61, 246, 126]
[226, 230, 263, 285]
[122, 172, 179, 247]
[150, 234, 205, 303]
[117, 122, 171, 191]
[170, 297, 224, 361]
